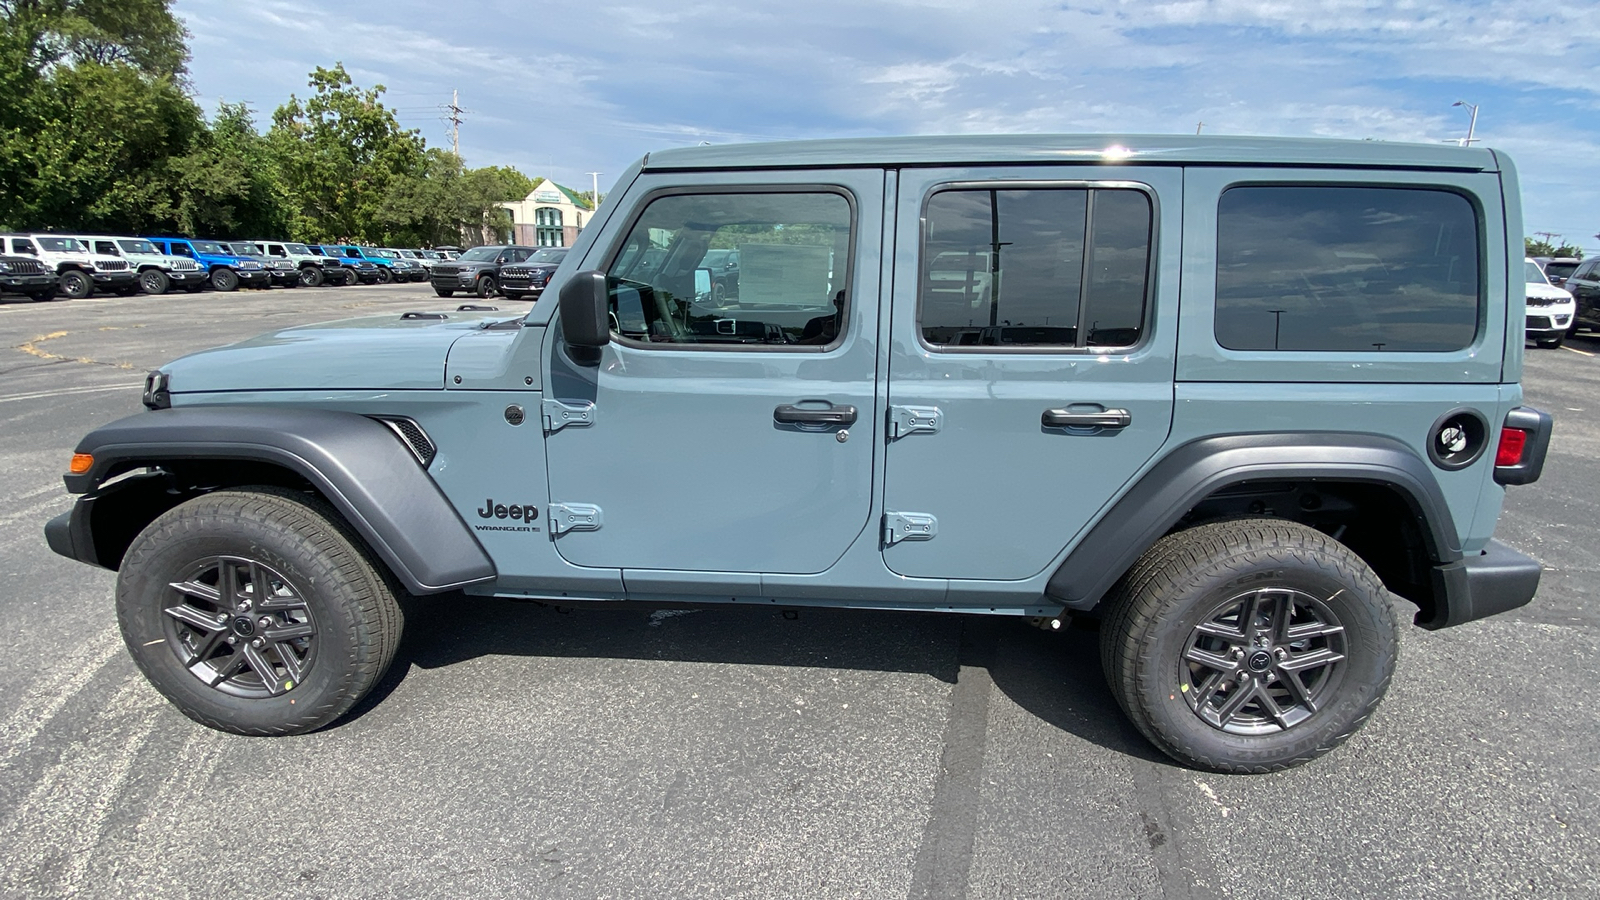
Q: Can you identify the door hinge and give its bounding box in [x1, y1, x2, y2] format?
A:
[543, 399, 595, 434]
[888, 405, 942, 440]
[549, 502, 603, 535]
[883, 511, 938, 545]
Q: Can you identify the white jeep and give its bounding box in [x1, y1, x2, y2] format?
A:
[1, 233, 136, 299]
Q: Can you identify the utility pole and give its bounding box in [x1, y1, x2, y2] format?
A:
[447, 89, 466, 158]
[1536, 231, 1561, 247]
[1196, 121, 1204, 135]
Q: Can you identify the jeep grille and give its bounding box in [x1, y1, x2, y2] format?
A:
[6, 259, 46, 274]
[97, 260, 129, 272]
[171, 259, 200, 271]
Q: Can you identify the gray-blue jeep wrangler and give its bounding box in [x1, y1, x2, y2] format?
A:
[46, 135, 1552, 772]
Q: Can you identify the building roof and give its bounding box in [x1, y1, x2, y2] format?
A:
[522, 180, 593, 210]
[641, 134, 1500, 173]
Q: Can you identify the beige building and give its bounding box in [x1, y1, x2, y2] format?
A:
[501, 180, 594, 247]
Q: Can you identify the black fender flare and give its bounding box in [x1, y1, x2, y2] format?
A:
[1046, 432, 1459, 609]
[62, 406, 496, 594]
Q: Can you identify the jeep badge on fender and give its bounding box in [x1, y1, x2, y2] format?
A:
[45, 134, 1551, 774]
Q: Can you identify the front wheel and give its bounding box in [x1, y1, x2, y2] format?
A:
[375, 266, 394, 285]
[26, 289, 56, 302]
[475, 275, 497, 299]
[58, 269, 93, 299]
[1100, 518, 1397, 773]
[434, 287, 454, 298]
[115, 489, 403, 735]
[1536, 336, 1563, 349]
[140, 270, 171, 294]
[299, 266, 325, 287]
[210, 268, 239, 292]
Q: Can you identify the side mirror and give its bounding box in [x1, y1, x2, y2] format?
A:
[560, 270, 611, 358]
[693, 267, 712, 300]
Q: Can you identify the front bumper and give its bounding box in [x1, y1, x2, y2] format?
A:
[267, 269, 300, 286]
[345, 266, 381, 284]
[2, 273, 57, 293]
[233, 269, 272, 286]
[91, 271, 137, 288]
[1526, 311, 1573, 337]
[1420, 539, 1542, 629]
[166, 270, 207, 284]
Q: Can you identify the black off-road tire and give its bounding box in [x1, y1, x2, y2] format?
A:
[139, 270, 171, 294]
[1536, 336, 1563, 349]
[26, 288, 57, 302]
[375, 266, 394, 284]
[475, 275, 497, 299]
[58, 269, 93, 299]
[115, 488, 403, 735]
[1099, 518, 1398, 774]
[210, 267, 240, 292]
[434, 287, 454, 298]
[299, 265, 325, 287]
[503, 290, 527, 301]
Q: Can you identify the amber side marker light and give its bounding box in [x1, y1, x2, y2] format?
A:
[69, 453, 93, 475]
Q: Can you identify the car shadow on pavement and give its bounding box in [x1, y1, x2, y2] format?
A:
[342, 595, 1164, 764]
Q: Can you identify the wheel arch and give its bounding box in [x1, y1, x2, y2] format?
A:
[55, 407, 496, 595]
[1048, 433, 1461, 625]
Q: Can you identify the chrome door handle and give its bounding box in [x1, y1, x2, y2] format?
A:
[1042, 408, 1132, 429]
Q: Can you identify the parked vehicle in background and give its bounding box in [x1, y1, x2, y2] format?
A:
[698, 248, 741, 304]
[498, 247, 570, 300]
[429, 244, 537, 298]
[1524, 257, 1574, 348]
[387, 248, 431, 274]
[62, 235, 208, 296]
[367, 248, 427, 282]
[144, 238, 270, 293]
[0, 253, 59, 301]
[1533, 256, 1580, 289]
[2, 233, 136, 299]
[251, 241, 350, 287]
[307, 244, 380, 284]
[1560, 256, 1600, 337]
[222, 243, 296, 288]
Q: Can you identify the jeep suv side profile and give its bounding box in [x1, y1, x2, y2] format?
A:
[3, 233, 136, 299]
[145, 238, 271, 292]
[306, 244, 380, 284]
[68, 235, 209, 295]
[46, 136, 1550, 774]
[251, 241, 351, 287]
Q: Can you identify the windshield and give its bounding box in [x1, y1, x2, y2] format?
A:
[398, 250, 417, 258]
[457, 247, 499, 262]
[228, 243, 263, 257]
[374, 249, 397, 258]
[1526, 261, 1551, 284]
[118, 239, 160, 254]
[528, 248, 568, 264]
[37, 237, 84, 253]
[192, 241, 229, 255]
[284, 242, 313, 254]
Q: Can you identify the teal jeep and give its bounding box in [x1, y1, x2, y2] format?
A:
[46, 135, 1550, 773]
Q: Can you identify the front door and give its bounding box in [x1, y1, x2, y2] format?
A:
[883, 166, 1181, 580]
[543, 171, 885, 574]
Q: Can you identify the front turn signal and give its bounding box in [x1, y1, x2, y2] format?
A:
[69, 453, 93, 475]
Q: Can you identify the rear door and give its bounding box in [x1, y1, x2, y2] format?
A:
[882, 166, 1181, 580]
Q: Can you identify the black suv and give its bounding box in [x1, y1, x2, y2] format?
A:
[497, 247, 570, 300]
[0, 254, 59, 301]
[429, 245, 537, 298]
[1561, 257, 1600, 335]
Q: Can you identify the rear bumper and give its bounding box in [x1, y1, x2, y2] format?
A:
[1420, 539, 1541, 629]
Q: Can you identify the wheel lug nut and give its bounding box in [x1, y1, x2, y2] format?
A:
[226, 636, 238, 645]
[236, 601, 250, 612]
[216, 614, 228, 624]
[1274, 648, 1288, 660]
[1231, 648, 1246, 660]
[258, 617, 271, 628]
[250, 637, 264, 648]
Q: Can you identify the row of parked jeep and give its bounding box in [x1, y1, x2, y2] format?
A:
[0, 232, 463, 301]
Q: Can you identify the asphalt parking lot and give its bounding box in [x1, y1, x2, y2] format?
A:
[0, 283, 1595, 899]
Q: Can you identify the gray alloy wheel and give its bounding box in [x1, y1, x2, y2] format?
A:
[1100, 518, 1397, 773]
[140, 269, 171, 295]
[116, 488, 402, 735]
[475, 275, 497, 298]
[58, 269, 93, 299]
[299, 266, 325, 287]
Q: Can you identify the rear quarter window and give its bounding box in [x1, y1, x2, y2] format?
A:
[1214, 186, 1480, 352]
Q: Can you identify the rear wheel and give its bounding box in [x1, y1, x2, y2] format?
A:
[1100, 518, 1397, 773]
[210, 268, 239, 292]
[58, 269, 93, 299]
[116, 489, 403, 735]
[139, 270, 171, 294]
[299, 266, 325, 287]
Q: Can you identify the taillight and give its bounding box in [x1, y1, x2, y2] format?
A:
[1495, 428, 1528, 467]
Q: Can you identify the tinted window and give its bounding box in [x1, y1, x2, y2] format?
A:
[1525, 261, 1549, 284]
[920, 188, 1151, 348]
[1544, 261, 1579, 281]
[606, 191, 852, 347]
[1214, 187, 1479, 352]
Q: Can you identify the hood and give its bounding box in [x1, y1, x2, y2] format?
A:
[1525, 282, 1572, 302]
[163, 309, 517, 393]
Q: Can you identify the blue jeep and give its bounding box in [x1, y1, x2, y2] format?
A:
[145, 237, 271, 292]
[48, 135, 1550, 773]
[306, 244, 380, 284]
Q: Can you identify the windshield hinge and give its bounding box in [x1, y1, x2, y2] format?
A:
[543, 399, 595, 434]
[549, 502, 603, 535]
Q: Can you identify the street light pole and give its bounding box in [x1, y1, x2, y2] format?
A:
[1452, 101, 1478, 146]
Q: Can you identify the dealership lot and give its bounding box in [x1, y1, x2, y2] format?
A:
[0, 285, 1595, 899]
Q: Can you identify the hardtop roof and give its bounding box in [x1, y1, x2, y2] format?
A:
[642, 134, 1499, 173]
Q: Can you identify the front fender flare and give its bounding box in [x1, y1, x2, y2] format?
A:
[64, 406, 496, 594]
[1047, 432, 1459, 609]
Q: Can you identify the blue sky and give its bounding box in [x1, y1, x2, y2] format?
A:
[175, 0, 1600, 252]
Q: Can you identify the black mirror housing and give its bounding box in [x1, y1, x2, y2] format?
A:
[559, 270, 611, 356]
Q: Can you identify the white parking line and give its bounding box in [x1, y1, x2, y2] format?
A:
[0, 382, 140, 404]
[1561, 345, 1595, 357]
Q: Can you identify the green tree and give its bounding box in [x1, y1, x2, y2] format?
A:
[1526, 237, 1584, 260]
